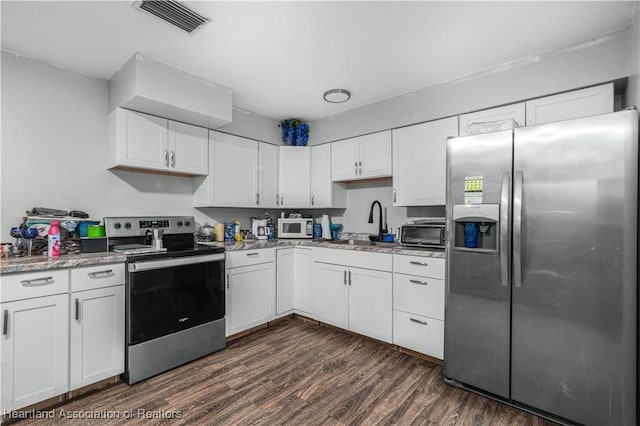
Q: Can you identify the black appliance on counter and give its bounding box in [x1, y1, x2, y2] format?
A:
[104, 216, 225, 385]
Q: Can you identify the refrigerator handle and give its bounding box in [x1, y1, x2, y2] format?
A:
[513, 171, 524, 288]
[500, 172, 510, 287]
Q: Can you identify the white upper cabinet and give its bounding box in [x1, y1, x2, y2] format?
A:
[258, 142, 280, 208]
[459, 103, 526, 136]
[278, 146, 311, 208]
[193, 131, 258, 207]
[525, 83, 614, 126]
[310, 144, 346, 208]
[392, 116, 458, 206]
[168, 121, 209, 175]
[108, 108, 208, 176]
[331, 131, 392, 181]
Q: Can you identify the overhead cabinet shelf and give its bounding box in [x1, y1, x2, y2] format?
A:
[108, 108, 209, 176]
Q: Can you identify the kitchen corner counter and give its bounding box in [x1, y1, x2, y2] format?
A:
[0, 252, 127, 274]
[199, 239, 445, 258]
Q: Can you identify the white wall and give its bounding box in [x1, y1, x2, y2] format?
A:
[0, 51, 275, 242]
[626, 3, 640, 108]
[309, 27, 632, 144]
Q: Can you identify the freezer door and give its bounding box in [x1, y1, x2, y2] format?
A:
[444, 130, 512, 398]
[511, 110, 637, 425]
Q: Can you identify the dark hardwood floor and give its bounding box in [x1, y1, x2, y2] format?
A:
[15, 318, 557, 425]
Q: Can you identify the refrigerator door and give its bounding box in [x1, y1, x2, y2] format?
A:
[511, 110, 637, 425]
[444, 130, 512, 398]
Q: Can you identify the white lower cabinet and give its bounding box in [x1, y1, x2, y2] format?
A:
[226, 249, 276, 336]
[293, 247, 314, 316]
[392, 255, 445, 359]
[1, 294, 69, 412]
[313, 249, 393, 343]
[276, 248, 295, 315]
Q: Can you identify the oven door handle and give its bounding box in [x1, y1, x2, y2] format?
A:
[129, 253, 225, 272]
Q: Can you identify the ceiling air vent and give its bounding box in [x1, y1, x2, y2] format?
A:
[133, 1, 211, 34]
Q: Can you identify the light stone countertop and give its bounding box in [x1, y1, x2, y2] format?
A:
[0, 238, 443, 275]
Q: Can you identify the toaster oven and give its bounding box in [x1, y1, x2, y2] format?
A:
[399, 219, 446, 248]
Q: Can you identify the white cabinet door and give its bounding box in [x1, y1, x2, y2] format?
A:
[331, 137, 360, 181]
[168, 121, 208, 175]
[194, 131, 258, 207]
[114, 108, 168, 172]
[69, 286, 124, 391]
[226, 262, 276, 336]
[1, 295, 69, 412]
[258, 142, 279, 208]
[294, 248, 314, 315]
[313, 262, 348, 329]
[359, 131, 392, 178]
[392, 116, 458, 206]
[310, 144, 345, 208]
[525, 83, 613, 125]
[276, 249, 295, 315]
[279, 146, 311, 208]
[459, 103, 526, 136]
[348, 267, 392, 343]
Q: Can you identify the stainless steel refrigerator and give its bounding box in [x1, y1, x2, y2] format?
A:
[444, 109, 638, 425]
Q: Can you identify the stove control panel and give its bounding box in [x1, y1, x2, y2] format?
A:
[104, 216, 196, 238]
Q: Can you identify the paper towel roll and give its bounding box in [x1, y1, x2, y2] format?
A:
[321, 214, 331, 240]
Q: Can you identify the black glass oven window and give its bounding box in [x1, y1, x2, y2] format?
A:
[128, 260, 224, 344]
[402, 227, 443, 245]
[283, 222, 302, 234]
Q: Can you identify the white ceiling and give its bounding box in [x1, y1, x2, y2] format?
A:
[1, 1, 637, 122]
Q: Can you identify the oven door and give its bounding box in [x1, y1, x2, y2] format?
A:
[127, 253, 225, 345]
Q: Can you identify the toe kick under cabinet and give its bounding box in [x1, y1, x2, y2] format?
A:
[392, 255, 445, 360]
[1, 264, 125, 413]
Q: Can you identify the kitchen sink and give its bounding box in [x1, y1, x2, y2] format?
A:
[331, 239, 398, 247]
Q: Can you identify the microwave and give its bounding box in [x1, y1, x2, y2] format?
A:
[277, 218, 314, 239]
[399, 219, 446, 248]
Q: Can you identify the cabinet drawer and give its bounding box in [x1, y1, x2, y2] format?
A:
[313, 248, 392, 272]
[393, 255, 444, 279]
[70, 263, 125, 292]
[1, 269, 69, 302]
[393, 310, 443, 359]
[226, 249, 275, 269]
[393, 274, 444, 320]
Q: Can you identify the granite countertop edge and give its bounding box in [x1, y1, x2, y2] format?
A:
[1, 240, 443, 274]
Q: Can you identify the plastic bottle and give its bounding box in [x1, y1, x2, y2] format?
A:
[48, 220, 61, 257]
[234, 220, 243, 241]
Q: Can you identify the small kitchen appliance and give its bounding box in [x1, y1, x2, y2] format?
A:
[399, 219, 446, 248]
[104, 216, 225, 385]
[277, 217, 313, 239]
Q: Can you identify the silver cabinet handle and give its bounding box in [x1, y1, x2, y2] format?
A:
[246, 252, 260, 257]
[409, 279, 428, 285]
[343, 270, 347, 285]
[410, 317, 428, 325]
[226, 273, 229, 289]
[3, 310, 8, 335]
[393, 188, 397, 203]
[75, 298, 80, 321]
[409, 261, 428, 266]
[348, 270, 352, 286]
[354, 161, 358, 176]
[513, 171, 524, 288]
[276, 195, 280, 206]
[164, 149, 169, 166]
[311, 194, 315, 206]
[280, 194, 284, 206]
[500, 172, 511, 287]
[358, 161, 362, 175]
[20, 276, 53, 286]
[170, 151, 176, 168]
[256, 193, 260, 205]
[88, 269, 113, 278]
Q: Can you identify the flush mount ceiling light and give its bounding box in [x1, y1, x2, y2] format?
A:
[323, 89, 351, 103]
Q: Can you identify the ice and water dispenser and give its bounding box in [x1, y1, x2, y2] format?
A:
[452, 204, 499, 252]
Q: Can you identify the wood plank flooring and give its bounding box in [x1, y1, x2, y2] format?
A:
[13, 318, 557, 425]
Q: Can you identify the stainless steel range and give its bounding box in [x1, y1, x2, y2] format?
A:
[104, 216, 225, 385]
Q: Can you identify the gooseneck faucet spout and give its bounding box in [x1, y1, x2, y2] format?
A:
[368, 200, 384, 242]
